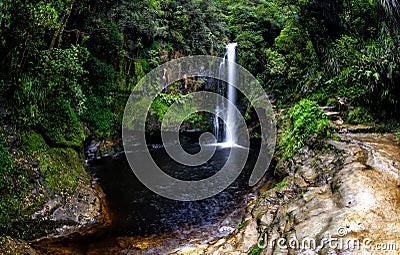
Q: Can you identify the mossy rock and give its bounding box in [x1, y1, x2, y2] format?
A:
[40, 98, 85, 148]
[0, 137, 32, 236]
[39, 148, 85, 195]
[21, 131, 48, 154]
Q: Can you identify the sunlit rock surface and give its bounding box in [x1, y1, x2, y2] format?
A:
[171, 133, 400, 255]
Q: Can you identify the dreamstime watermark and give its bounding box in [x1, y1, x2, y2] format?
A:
[257, 227, 398, 253]
[122, 55, 276, 201]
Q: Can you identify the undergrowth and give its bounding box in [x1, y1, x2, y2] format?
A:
[278, 99, 332, 161]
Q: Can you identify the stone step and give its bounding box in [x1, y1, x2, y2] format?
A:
[324, 111, 340, 116]
[320, 106, 342, 122]
[324, 111, 341, 120]
[320, 106, 336, 112]
[337, 125, 375, 134]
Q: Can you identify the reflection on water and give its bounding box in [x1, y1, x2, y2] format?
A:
[90, 141, 259, 237]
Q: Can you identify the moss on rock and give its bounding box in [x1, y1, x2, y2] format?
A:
[39, 148, 85, 195]
[21, 131, 48, 154]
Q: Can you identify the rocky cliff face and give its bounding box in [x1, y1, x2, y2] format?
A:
[0, 101, 111, 254]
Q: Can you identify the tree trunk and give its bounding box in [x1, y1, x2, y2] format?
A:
[49, 0, 76, 49]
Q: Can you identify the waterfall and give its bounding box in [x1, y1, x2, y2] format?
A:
[224, 43, 237, 145]
[213, 53, 226, 143]
[213, 43, 237, 146]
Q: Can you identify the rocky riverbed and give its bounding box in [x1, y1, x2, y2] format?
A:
[169, 132, 400, 255]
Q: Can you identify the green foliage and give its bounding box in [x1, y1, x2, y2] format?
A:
[81, 96, 114, 137]
[21, 131, 48, 155]
[39, 148, 83, 194]
[84, 57, 114, 97]
[237, 219, 246, 230]
[271, 18, 318, 100]
[40, 98, 85, 148]
[249, 243, 263, 255]
[81, 57, 115, 136]
[150, 93, 184, 122]
[276, 176, 288, 189]
[134, 60, 146, 84]
[279, 99, 332, 161]
[346, 107, 373, 125]
[222, 0, 288, 85]
[0, 137, 29, 235]
[38, 46, 89, 91]
[12, 46, 89, 147]
[149, 93, 211, 132]
[143, 41, 161, 71]
[332, 135, 341, 141]
[185, 112, 211, 130]
[382, 119, 400, 133]
[85, 18, 123, 65]
[323, 30, 400, 113]
[164, 0, 222, 55]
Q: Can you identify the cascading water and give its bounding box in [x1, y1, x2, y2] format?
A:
[224, 43, 238, 145]
[213, 43, 238, 146]
[213, 53, 227, 143]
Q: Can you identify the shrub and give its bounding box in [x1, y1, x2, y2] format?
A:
[279, 99, 332, 161]
[81, 57, 116, 137]
[346, 106, 373, 125]
[40, 97, 85, 148]
[149, 93, 210, 132]
[81, 96, 114, 137]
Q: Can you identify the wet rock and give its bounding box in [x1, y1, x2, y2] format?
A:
[191, 132, 400, 255]
[0, 237, 37, 255]
[298, 166, 319, 183]
[237, 219, 259, 252]
[175, 245, 208, 255]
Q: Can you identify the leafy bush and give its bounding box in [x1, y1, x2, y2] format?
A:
[323, 31, 400, 116]
[279, 99, 332, 161]
[346, 107, 373, 125]
[81, 96, 114, 137]
[150, 93, 185, 122]
[12, 46, 89, 147]
[40, 97, 85, 148]
[146, 93, 212, 132]
[84, 57, 115, 97]
[80, 57, 116, 137]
